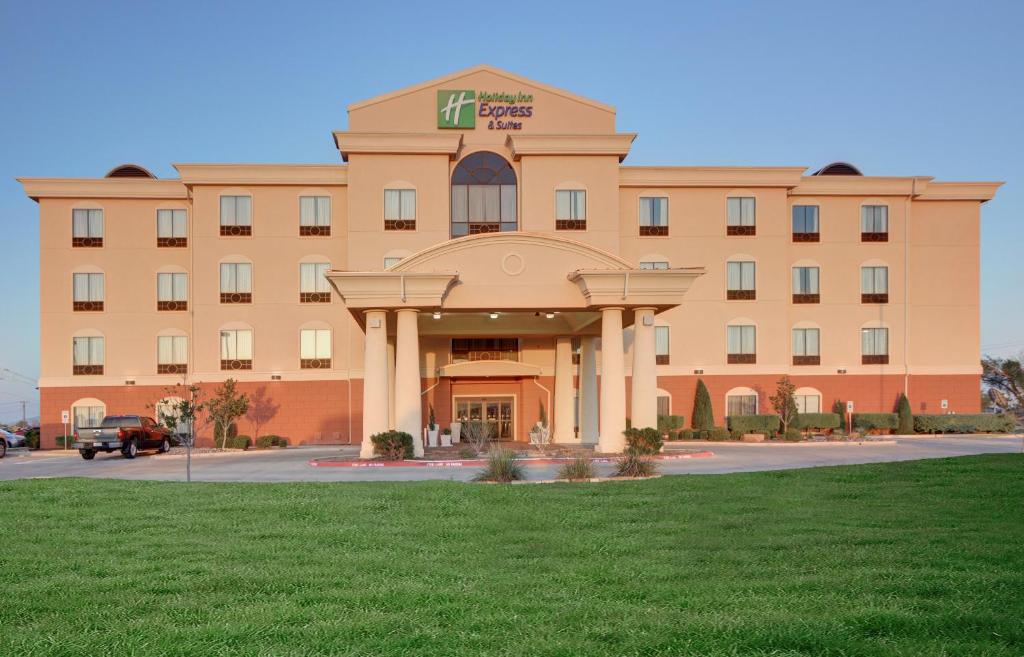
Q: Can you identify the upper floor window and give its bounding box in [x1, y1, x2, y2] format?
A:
[555, 190, 587, 230]
[639, 261, 669, 270]
[861, 205, 888, 241]
[220, 196, 252, 236]
[727, 325, 756, 364]
[220, 263, 252, 303]
[157, 273, 188, 311]
[861, 266, 888, 303]
[300, 329, 332, 369]
[861, 327, 889, 365]
[384, 189, 416, 231]
[299, 196, 331, 236]
[727, 197, 756, 235]
[157, 336, 188, 374]
[220, 329, 253, 370]
[72, 273, 104, 312]
[655, 326, 670, 365]
[638, 196, 668, 236]
[451, 151, 517, 237]
[792, 205, 819, 241]
[300, 263, 331, 303]
[73, 336, 104, 375]
[792, 266, 820, 303]
[726, 261, 756, 300]
[157, 209, 187, 247]
[72, 209, 103, 247]
[792, 328, 820, 365]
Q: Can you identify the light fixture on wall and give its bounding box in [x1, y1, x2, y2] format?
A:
[271, 374, 282, 381]
[489, 312, 499, 319]
[837, 369, 847, 374]
[545, 312, 555, 319]
[125, 379, 135, 385]
[693, 369, 703, 375]
[432, 311, 441, 320]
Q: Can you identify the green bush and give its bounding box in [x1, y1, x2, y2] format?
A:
[657, 414, 685, 433]
[852, 413, 898, 432]
[223, 434, 251, 450]
[613, 453, 658, 478]
[832, 399, 846, 416]
[727, 415, 781, 436]
[794, 413, 842, 431]
[783, 428, 803, 442]
[897, 394, 914, 434]
[692, 380, 715, 431]
[474, 449, 524, 482]
[24, 428, 40, 449]
[255, 434, 288, 448]
[54, 435, 74, 448]
[913, 414, 1017, 434]
[623, 427, 662, 455]
[370, 430, 414, 460]
[557, 457, 595, 481]
[677, 428, 695, 441]
[458, 447, 475, 459]
[213, 422, 238, 446]
[706, 427, 731, 441]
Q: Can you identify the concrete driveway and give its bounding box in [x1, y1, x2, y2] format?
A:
[0, 436, 1020, 483]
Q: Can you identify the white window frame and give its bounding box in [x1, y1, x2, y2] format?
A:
[727, 261, 756, 291]
[219, 329, 253, 361]
[157, 209, 188, 238]
[795, 394, 821, 414]
[861, 327, 889, 356]
[157, 273, 188, 302]
[219, 196, 252, 227]
[727, 197, 756, 227]
[73, 336, 104, 366]
[157, 336, 188, 365]
[638, 196, 668, 227]
[639, 261, 669, 270]
[792, 328, 821, 356]
[300, 329, 332, 360]
[220, 263, 253, 294]
[655, 326, 670, 357]
[727, 325, 756, 355]
[384, 189, 416, 221]
[72, 209, 103, 238]
[792, 205, 819, 233]
[792, 266, 820, 294]
[299, 262, 331, 294]
[727, 394, 758, 416]
[555, 190, 587, 221]
[861, 205, 888, 233]
[73, 273, 104, 302]
[383, 256, 403, 269]
[861, 266, 888, 294]
[299, 196, 332, 227]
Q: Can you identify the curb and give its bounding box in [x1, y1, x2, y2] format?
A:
[664, 440, 898, 448]
[309, 451, 714, 468]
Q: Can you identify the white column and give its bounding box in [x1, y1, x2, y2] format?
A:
[394, 308, 424, 458]
[598, 307, 627, 453]
[578, 336, 598, 444]
[631, 307, 658, 430]
[386, 338, 396, 430]
[553, 336, 575, 443]
[361, 310, 389, 458]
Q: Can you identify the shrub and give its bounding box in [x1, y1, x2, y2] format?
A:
[255, 434, 287, 448]
[458, 447, 476, 459]
[474, 449, 524, 482]
[54, 435, 74, 448]
[657, 414, 685, 433]
[832, 399, 846, 416]
[897, 394, 914, 434]
[623, 427, 662, 455]
[727, 414, 781, 436]
[370, 430, 414, 460]
[223, 434, 251, 450]
[24, 428, 40, 449]
[692, 380, 715, 431]
[852, 413, 898, 432]
[706, 427, 731, 441]
[612, 453, 658, 478]
[794, 413, 842, 431]
[913, 414, 1017, 434]
[557, 457, 595, 481]
[677, 428, 695, 441]
[783, 427, 803, 442]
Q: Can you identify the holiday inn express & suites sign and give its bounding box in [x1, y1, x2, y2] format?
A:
[437, 89, 534, 130]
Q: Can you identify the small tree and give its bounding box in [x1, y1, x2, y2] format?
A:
[461, 419, 491, 456]
[204, 379, 249, 449]
[982, 356, 1024, 416]
[832, 399, 845, 416]
[149, 382, 207, 483]
[691, 379, 714, 431]
[896, 393, 914, 434]
[538, 400, 548, 429]
[770, 376, 799, 433]
[428, 404, 437, 431]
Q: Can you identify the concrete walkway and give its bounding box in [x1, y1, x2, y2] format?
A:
[0, 435, 1020, 483]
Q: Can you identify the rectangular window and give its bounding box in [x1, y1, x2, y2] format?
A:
[72, 336, 104, 375]
[726, 261, 756, 300]
[638, 197, 668, 235]
[861, 266, 889, 303]
[727, 325, 756, 363]
[727, 197, 756, 235]
[299, 196, 331, 236]
[795, 395, 821, 414]
[451, 338, 520, 363]
[72, 273, 104, 311]
[861, 205, 888, 241]
[861, 327, 889, 364]
[639, 261, 669, 270]
[300, 329, 332, 368]
[451, 185, 516, 236]
[555, 190, 586, 230]
[219, 196, 252, 236]
[655, 326, 670, 365]
[792, 328, 821, 365]
[792, 205, 819, 241]
[220, 263, 252, 303]
[299, 262, 331, 302]
[157, 209, 187, 246]
[727, 395, 758, 416]
[157, 273, 188, 311]
[72, 209, 103, 247]
[157, 336, 188, 374]
[384, 189, 416, 230]
[73, 406, 105, 431]
[220, 329, 253, 370]
[792, 266, 820, 303]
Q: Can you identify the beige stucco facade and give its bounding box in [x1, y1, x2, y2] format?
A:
[20, 65, 999, 451]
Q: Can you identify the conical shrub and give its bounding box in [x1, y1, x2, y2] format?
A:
[896, 393, 914, 434]
[692, 379, 714, 431]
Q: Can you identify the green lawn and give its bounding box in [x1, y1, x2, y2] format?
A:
[1, 455, 1022, 656]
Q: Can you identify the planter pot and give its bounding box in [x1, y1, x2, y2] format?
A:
[450, 422, 461, 443]
[741, 433, 764, 443]
[427, 428, 439, 448]
[441, 434, 452, 447]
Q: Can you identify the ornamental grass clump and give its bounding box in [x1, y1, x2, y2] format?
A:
[613, 453, 658, 478]
[557, 456, 595, 482]
[473, 449, 524, 483]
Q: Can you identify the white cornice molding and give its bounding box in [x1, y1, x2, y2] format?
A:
[506, 133, 636, 161]
[619, 166, 807, 188]
[18, 178, 188, 201]
[332, 132, 463, 161]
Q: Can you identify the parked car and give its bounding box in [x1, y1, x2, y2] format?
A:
[72, 415, 172, 460]
[0, 428, 27, 457]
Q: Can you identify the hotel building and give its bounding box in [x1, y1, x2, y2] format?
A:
[20, 66, 1000, 453]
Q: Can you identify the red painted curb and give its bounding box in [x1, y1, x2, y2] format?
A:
[308, 451, 714, 468]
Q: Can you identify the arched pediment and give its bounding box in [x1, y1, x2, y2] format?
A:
[393, 232, 631, 272]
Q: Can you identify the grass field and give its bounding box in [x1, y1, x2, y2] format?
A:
[1, 455, 1022, 656]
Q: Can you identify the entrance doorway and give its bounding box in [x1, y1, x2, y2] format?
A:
[454, 396, 515, 440]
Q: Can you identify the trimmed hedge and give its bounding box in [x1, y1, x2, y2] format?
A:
[727, 414, 781, 435]
[255, 434, 288, 448]
[913, 414, 1017, 434]
[707, 427, 731, 441]
[794, 413, 842, 431]
[657, 415, 685, 433]
[852, 413, 897, 432]
[371, 430, 414, 460]
[224, 435, 251, 450]
[624, 427, 663, 455]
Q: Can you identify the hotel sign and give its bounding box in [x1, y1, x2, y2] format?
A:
[437, 89, 534, 131]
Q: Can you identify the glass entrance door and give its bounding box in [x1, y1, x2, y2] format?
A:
[454, 397, 515, 440]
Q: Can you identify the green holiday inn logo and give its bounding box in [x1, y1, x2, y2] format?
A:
[437, 90, 476, 129]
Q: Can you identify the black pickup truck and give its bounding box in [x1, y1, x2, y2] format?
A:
[73, 415, 172, 460]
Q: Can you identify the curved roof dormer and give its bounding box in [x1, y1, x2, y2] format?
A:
[105, 163, 156, 179]
[812, 162, 863, 176]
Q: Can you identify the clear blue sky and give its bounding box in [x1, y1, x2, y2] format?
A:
[1, 0, 1021, 422]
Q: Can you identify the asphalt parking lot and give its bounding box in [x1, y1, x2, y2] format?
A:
[1, 435, 1020, 483]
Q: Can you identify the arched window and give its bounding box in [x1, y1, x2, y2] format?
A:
[451, 151, 517, 237]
